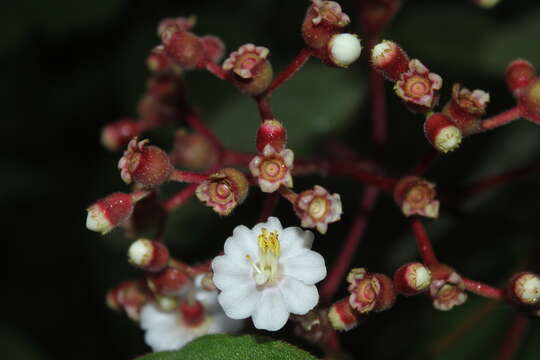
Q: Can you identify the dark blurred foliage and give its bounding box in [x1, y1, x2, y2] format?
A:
[3, 0, 540, 359]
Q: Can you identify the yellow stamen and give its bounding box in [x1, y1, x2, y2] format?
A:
[257, 228, 280, 256]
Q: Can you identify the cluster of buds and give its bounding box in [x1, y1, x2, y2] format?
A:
[393, 176, 440, 218]
[195, 168, 249, 215]
[428, 264, 467, 311]
[222, 44, 273, 96]
[505, 59, 540, 124]
[302, 0, 362, 68]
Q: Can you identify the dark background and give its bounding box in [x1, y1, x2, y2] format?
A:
[3, 0, 540, 359]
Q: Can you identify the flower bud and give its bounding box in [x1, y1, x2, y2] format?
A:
[428, 264, 467, 311]
[394, 176, 439, 218]
[256, 119, 287, 153]
[101, 118, 141, 152]
[196, 168, 249, 216]
[107, 280, 150, 321]
[147, 45, 175, 73]
[200, 35, 225, 64]
[118, 138, 173, 187]
[294, 185, 342, 234]
[347, 268, 396, 313]
[161, 28, 204, 69]
[156, 295, 178, 312]
[128, 239, 170, 272]
[147, 266, 192, 295]
[86, 192, 134, 234]
[507, 272, 540, 307]
[394, 59, 442, 113]
[443, 84, 489, 136]
[179, 300, 205, 327]
[424, 113, 462, 153]
[393, 262, 432, 296]
[506, 59, 536, 97]
[327, 33, 362, 68]
[520, 78, 540, 119]
[157, 16, 195, 37]
[328, 298, 359, 331]
[371, 40, 410, 82]
[249, 145, 294, 193]
[170, 130, 218, 171]
[222, 44, 273, 96]
[302, 0, 351, 50]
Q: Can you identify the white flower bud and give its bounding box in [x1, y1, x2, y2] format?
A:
[328, 33, 362, 68]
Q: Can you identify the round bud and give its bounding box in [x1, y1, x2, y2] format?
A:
[256, 119, 287, 153]
[170, 130, 218, 171]
[222, 44, 273, 96]
[147, 266, 191, 295]
[162, 30, 204, 69]
[101, 118, 141, 152]
[424, 113, 462, 153]
[507, 272, 540, 306]
[106, 280, 150, 321]
[371, 40, 410, 82]
[328, 298, 359, 331]
[128, 239, 169, 272]
[86, 192, 134, 234]
[179, 300, 205, 327]
[196, 168, 249, 215]
[520, 78, 540, 118]
[147, 45, 173, 73]
[393, 262, 432, 296]
[200, 35, 225, 64]
[328, 33, 362, 68]
[506, 59, 536, 97]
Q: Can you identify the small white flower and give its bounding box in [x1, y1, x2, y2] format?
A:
[212, 217, 326, 331]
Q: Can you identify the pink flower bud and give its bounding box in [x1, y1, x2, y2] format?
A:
[428, 264, 467, 311]
[157, 17, 196, 38]
[170, 130, 218, 171]
[328, 298, 359, 331]
[256, 119, 287, 153]
[101, 118, 141, 152]
[443, 83, 489, 136]
[506, 59, 536, 97]
[196, 168, 249, 215]
[128, 239, 170, 272]
[200, 35, 225, 64]
[162, 29, 204, 70]
[394, 59, 442, 112]
[86, 192, 134, 234]
[393, 262, 432, 296]
[249, 145, 294, 193]
[507, 272, 540, 307]
[302, 0, 351, 50]
[371, 40, 410, 82]
[424, 113, 462, 153]
[118, 138, 173, 187]
[347, 268, 396, 313]
[394, 176, 439, 218]
[147, 266, 192, 295]
[222, 44, 273, 96]
[294, 185, 342, 234]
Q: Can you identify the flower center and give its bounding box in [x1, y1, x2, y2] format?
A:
[261, 158, 285, 180]
[405, 75, 430, 99]
[246, 228, 281, 286]
[308, 196, 329, 220]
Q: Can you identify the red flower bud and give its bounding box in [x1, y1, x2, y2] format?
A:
[256, 119, 287, 153]
[170, 130, 218, 171]
[520, 77, 540, 121]
[506, 59, 536, 97]
[147, 266, 192, 295]
[200, 35, 225, 64]
[222, 44, 273, 96]
[86, 192, 134, 234]
[428, 264, 467, 311]
[347, 268, 396, 313]
[302, 0, 351, 50]
[506, 272, 540, 307]
[161, 29, 204, 70]
[179, 300, 205, 327]
[147, 45, 175, 73]
[106, 280, 151, 321]
[394, 176, 439, 218]
[328, 298, 359, 331]
[371, 40, 410, 82]
[196, 168, 249, 215]
[393, 262, 432, 296]
[101, 118, 141, 152]
[394, 59, 442, 113]
[128, 239, 170, 272]
[424, 113, 462, 153]
[443, 83, 490, 136]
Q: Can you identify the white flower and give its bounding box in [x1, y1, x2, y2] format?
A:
[212, 217, 326, 331]
[140, 274, 243, 352]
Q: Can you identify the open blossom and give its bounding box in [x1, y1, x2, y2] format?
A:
[250, 145, 294, 193]
[394, 176, 439, 218]
[212, 217, 326, 331]
[443, 83, 490, 136]
[429, 264, 467, 311]
[294, 185, 342, 234]
[394, 59, 442, 112]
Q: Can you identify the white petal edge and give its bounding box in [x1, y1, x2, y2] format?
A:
[252, 288, 289, 331]
[217, 284, 260, 319]
[212, 255, 251, 291]
[279, 276, 319, 315]
[281, 250, 327, 285]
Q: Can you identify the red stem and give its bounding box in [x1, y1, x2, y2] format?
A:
[264, 48, 313, 96]
[223, 149, 254, 166]
[169, 170, 209, 184]
[326, 161, 397, 192]
[278, 186, 298, 204]
[256, 96, 274, 120]
[204, 60, 231, 81]
[320, 187, 379, 304]
[259, 193, 279, 222]
[462, 277, 504, 300]
[163, 184, 198, 212]
[410, 217, 438, 266]
[367, 39, 387, 148]
[481, 107, 522, 131]
[495, 314, 529, 360]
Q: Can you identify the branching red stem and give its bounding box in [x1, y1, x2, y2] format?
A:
[264, 47, 313, 96]
[462, 277, 503, 300]
[410, 217, 438, 266]
[169, 170, 209, 184]
[481, 107, 522, 131]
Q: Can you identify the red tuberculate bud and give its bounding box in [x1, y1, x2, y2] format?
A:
[428, 264, 467, 311]
[256, 119, 287, 153]
[128, 239, 170, 272]
[294, 185, 342, 234]
[161, 27, 204, 70]
[506, 59, 536, 97]
[394, 59, 442, 113]
[147, 45, 175, 73]
[443, 83, 490, 136]
[347, 268, 396, 313]
[222, 44, 273, 96]
[393, 262, 432, 296]
[171, 130, 218, 171]
[302, 0, 351, 50]
[249, 146, 294, 193]
[424, 113, 462, 153]
[328, 298, 359, 331]
[118, 138, 173, 187]
[196, 168, 249, 215]
[371, 40, 410, 82]
[86, 192, 134, 234]
[179, 300, 205, 327]
[506, 272, 540, 307]
[101, 118, 141, 152]
[107, 280, 151, 321]
[147, 266, 192, 295]
[200, 35, 225, 64]
[394, 176, 439, 218]
[520, 78, 540, 122]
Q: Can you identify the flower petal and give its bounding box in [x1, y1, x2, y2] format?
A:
[251, 216, 283, 238]
[282, 250, 326, 284]
[279, 276, 319, 315]
[212, 255, 251, 291]
[209, 313, 245, 334]
[222, 225, 259, 262]
[252, 288, 289, 331]
[218, 284, 260, 319]
[280, 227, 314, 258]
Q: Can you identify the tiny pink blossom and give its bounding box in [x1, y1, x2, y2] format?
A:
[294, 185, 342, 234]
[394, 59, 442, 110]
[249, 145, 294, 193]
[222, 44, 270, 79]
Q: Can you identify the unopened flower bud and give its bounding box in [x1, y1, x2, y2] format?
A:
[294, 185, 342, 234]
[222, 44, 273, 96]
[326, 33, 362, 68]
[101, 118, 141, 152]
[507, 272, 540, 307]
[157, 16, 195, 38]
[147, 266, 192, 295]
[393, 262, 432, 296]
[249, 145, 294, 193]
[328, 298, 359, 331]
[179, 300, 205, 327]
[170, 130, 218, 171]
[86, 192, 134, 234]
[196, 168, 249, 215]
[394, 176, 439, 218]
[200, 35, 225, 63]
[428, 264, 467, 311]
[394, 59, 442, 112]
[147, 45, 175, 73]
[302, 0, 351, 50]
[107, 280, 150, 321]
[506, 59, 536, 97]
[161, 28, 204, 69]
[128, 239, 170, 272]
[156, 295, 178, 312]
[443, 83, 489, 136]
[424, 113, 462, 153]
[347, 268, 396, 313]
[118, 138, 173, 187]
[256, 119, 287, 153]
[371, 40, 410, 81]
[520, 78, 540, 120]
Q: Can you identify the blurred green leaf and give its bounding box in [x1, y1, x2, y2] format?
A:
[136, 334, 318, 360]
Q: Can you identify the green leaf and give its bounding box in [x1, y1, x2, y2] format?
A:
[136, 334, 319, 360]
